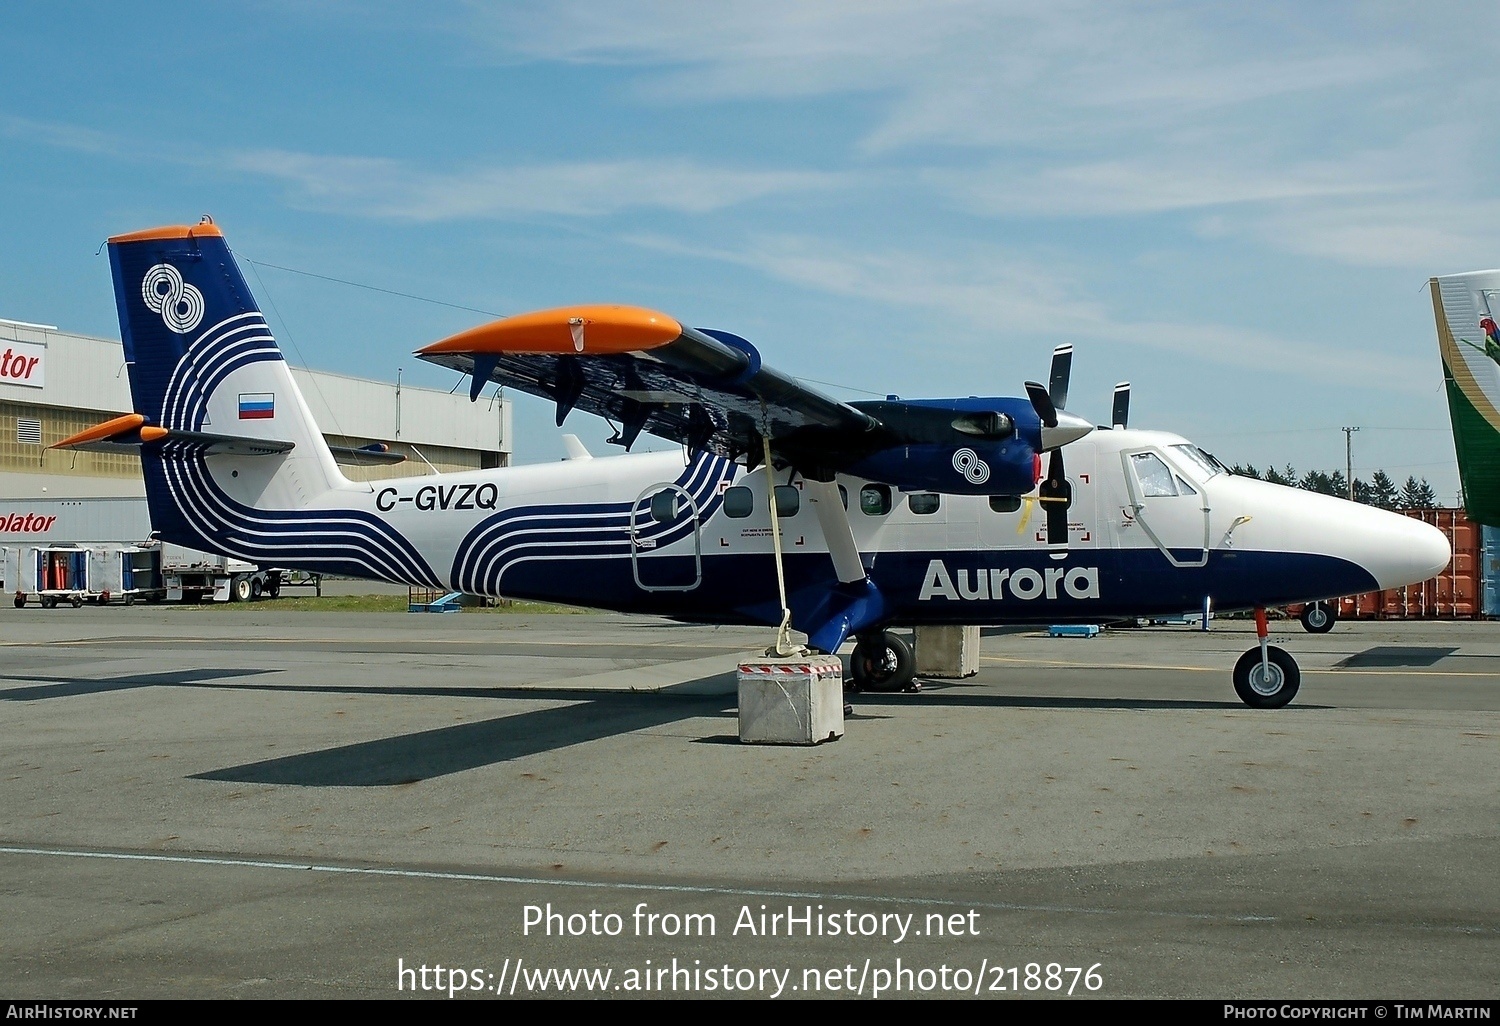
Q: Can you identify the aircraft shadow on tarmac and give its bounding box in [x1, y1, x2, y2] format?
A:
[0, 668, 280, 701]
[0, 668, 1280, 786]
[186, 679, 1261, 786]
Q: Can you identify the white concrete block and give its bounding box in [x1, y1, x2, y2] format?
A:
[737, 655, 845, 745]
[914, 625, 981, 678]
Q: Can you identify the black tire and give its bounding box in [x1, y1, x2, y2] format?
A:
[1233, 646, 1301, 708]
[41, 596, 56, 609]
[70, 595, 83, 608]
[849, 631, 915, 693]
[231, 576, 251, 602]
[266, 583, 280, 599]
[13, 593, 25, 608]
[250, 578, 262, 601]
[1299, 602, 1336, 634]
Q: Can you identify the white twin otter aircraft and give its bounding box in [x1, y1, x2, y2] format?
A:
[58, 220, 1450, 708]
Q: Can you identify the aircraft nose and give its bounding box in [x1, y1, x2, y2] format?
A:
[1368, 513, 1452, 590]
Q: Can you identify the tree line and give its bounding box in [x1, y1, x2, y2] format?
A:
[1227, 465, 1439, 509]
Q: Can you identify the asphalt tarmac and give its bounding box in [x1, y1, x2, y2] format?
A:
[0, 604, 1495, 1000]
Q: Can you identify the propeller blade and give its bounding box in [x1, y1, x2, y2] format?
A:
[1048, 344, 1073, 412]
[1112, 381, 1130, 430]
[1043, 449, 1069, 546]
[1025, 381, 1057, 428]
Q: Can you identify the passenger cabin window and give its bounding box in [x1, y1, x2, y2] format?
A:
[773, 485, 800, 518]
[1129, 452, 1178, 497]
[723, 486, 753, 519]
[988, 495, 1021, 514]
[649, 489, 684, 523]
[908, 493, 941, 515]
[860, 484, 892, 516]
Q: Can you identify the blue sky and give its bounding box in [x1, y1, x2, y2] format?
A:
[3, 2, 1497, 497]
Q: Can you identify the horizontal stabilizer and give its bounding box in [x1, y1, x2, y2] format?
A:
[327, 442, 406, 466]
[50, 415, 294, 457]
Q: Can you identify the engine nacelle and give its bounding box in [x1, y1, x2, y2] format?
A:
[838, 397, 1043, 496]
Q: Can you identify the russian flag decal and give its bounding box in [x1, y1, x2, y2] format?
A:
[238, 393, 275, 420]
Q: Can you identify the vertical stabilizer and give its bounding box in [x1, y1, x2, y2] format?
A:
[1431, 270, 1500, 526]
[106, 220, 440, 585]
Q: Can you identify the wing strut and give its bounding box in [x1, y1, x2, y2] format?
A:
[762, 434, 807, 658]
[805, 479, 864, 585]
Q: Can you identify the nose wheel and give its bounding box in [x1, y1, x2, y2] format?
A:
[1299, 601, 1337, 633]
[1234, 607, 1301, 708]
[847, 630, 917, 693]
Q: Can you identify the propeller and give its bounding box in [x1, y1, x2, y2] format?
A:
[1024, 345, 1090, 557]
[1112, 381, 1130, 430]
[1024, 345, 1092, 451]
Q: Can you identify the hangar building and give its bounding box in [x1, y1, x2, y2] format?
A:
[0, 316, 512, 500]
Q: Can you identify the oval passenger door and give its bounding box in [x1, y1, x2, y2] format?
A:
[630, 483, 703, 591]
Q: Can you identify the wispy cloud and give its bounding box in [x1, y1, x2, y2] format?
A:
[0, 112, 841, 221]
[627, 231, 1431, 391]
[464, 1, 1419, 150]
[230, 149, 839, 219]
[929, 157, 1402, 219]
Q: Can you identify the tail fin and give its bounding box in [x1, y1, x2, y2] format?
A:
[1431, 271, 1500, 527]
[107, 220, 440, 585]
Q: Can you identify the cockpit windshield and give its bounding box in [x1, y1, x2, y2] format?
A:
[1170, 444, 1225, 482]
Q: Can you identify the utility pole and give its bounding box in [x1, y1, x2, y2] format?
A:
[1342, 426, 1360, 501]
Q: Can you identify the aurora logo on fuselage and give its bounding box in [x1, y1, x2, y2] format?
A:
[918, 559, 1100, 601]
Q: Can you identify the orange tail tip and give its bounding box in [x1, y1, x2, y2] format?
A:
[51, 413, 146, 450]
[418, 304, 682, 357]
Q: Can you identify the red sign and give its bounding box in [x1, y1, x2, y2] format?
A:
[0, 513, 57, 533]
[0, 342, 45, 388]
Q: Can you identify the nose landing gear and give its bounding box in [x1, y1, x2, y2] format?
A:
[1233, 607, 1300, 708]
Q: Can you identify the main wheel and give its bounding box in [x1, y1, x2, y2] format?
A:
[70, 595, 83, 608]
[1233, 646, 1300, 708]
[13, 593, 25, 608]
[1299, 602, 1336, 634]
[41, 596, 57, 609]
[250, 578, 262, 601]
[231, 576, 251, 602]
[849, 631, 915, 693]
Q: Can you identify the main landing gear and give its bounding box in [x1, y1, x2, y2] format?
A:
[847, 630, 918, 693]
[1233, 607, 1300, 708]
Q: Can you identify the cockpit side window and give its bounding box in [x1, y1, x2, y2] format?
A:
[1130, 452, 1178, 497]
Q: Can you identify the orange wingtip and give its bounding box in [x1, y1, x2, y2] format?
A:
[418, 305, 683, 357]
[108, 222, 225, 244]
[50, 413, 145, 449]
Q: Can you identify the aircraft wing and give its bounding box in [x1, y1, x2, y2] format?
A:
[416, 305, 877, 460]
